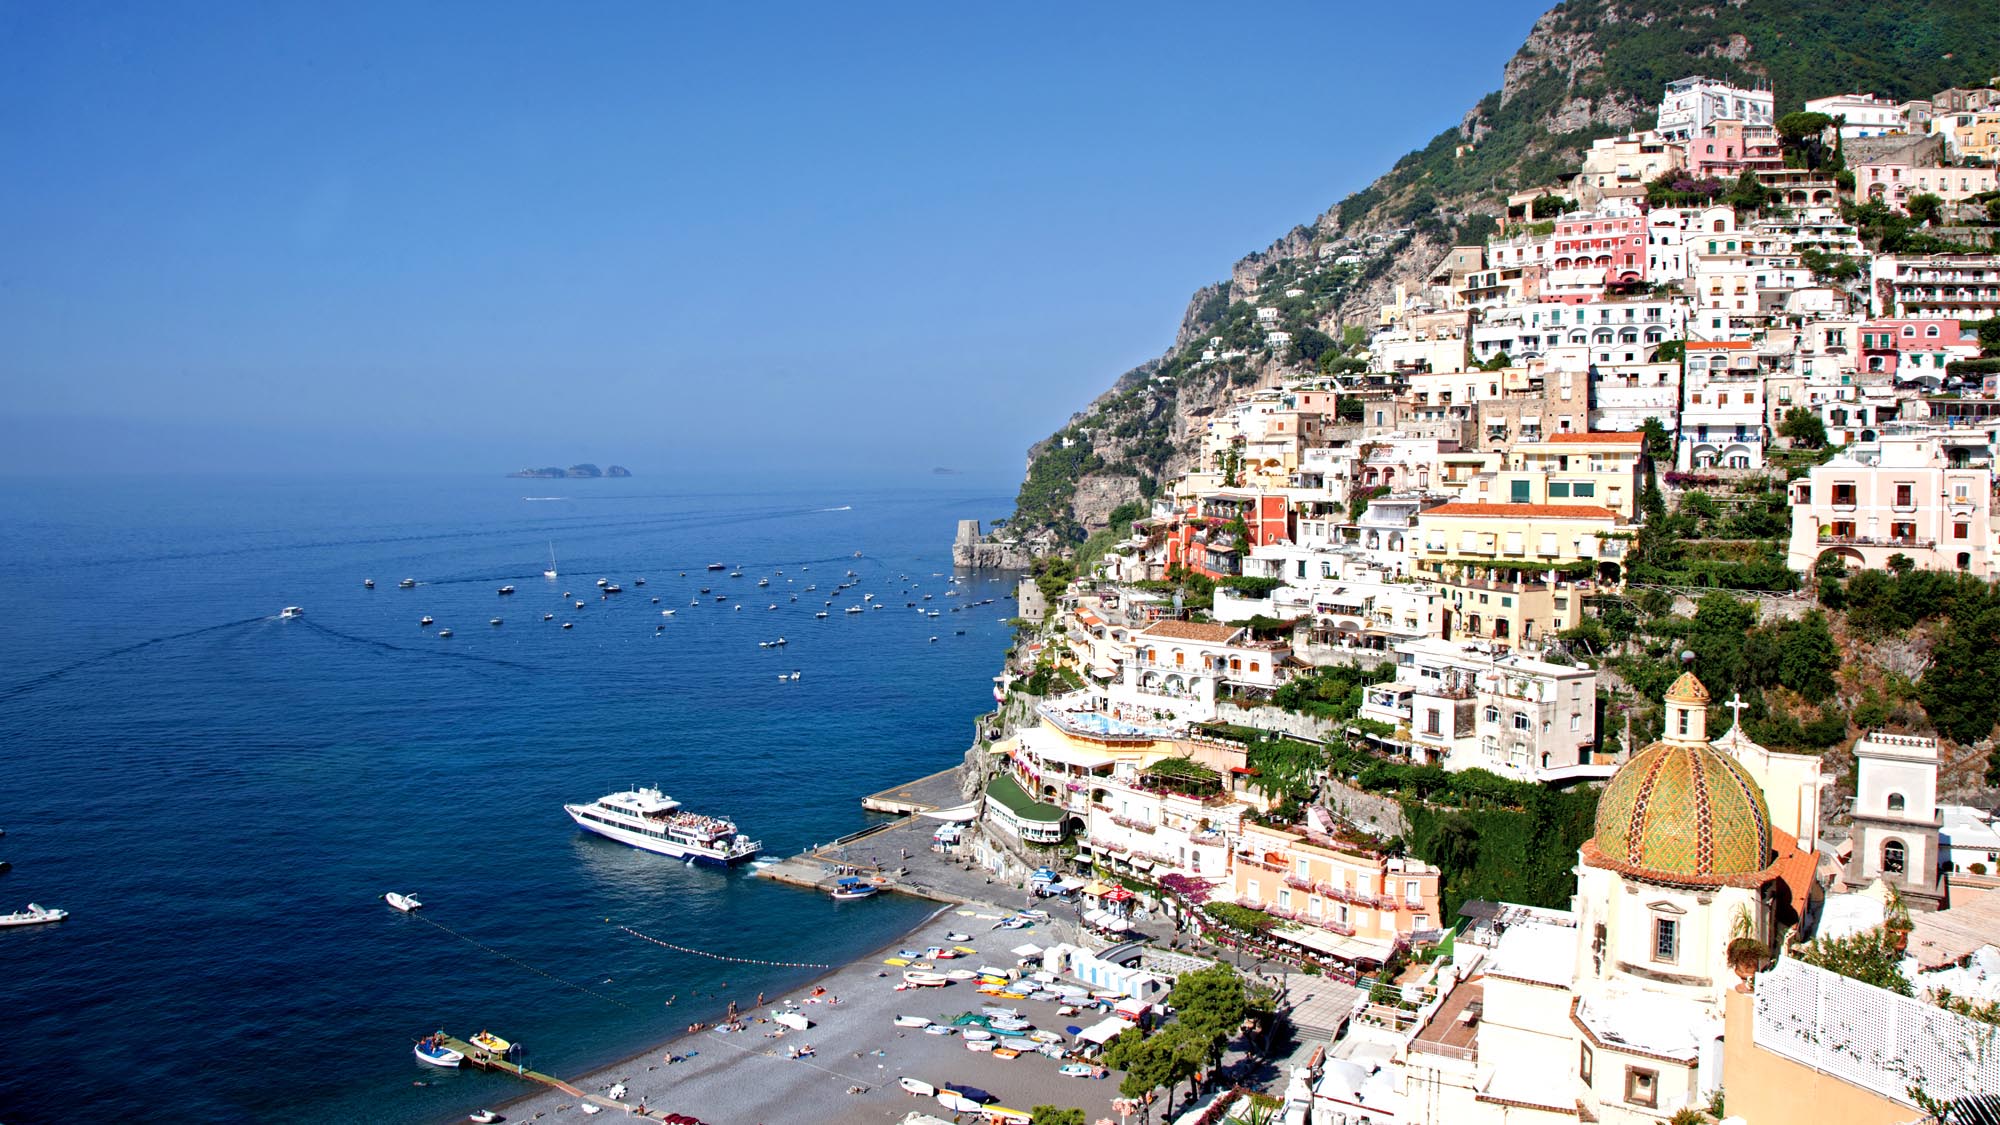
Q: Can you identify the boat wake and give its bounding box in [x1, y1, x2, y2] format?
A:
[0, 616, 267, 702]
[521, 496, 568, 502]
[816, 505, 852, 512]
[298, 620, 534, 671]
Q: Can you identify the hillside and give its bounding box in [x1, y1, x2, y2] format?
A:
[1009, 0, 2000, 541]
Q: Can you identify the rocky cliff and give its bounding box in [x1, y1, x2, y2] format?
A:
[1007, 0, 2000, 544]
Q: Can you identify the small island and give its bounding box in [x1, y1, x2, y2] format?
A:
[508, 464, 632, 479]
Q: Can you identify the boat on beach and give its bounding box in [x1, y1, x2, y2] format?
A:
[564, 788, 762, 866]
[897, 1076, 935, 1096]
[893, 1014, 932, 1028]
[901, 970, 949, 987]
[0, 903, 66, 927]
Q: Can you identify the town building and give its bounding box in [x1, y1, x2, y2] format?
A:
[1230, 815, 1443, 968]
[1840, 730, 1948, 911]
[1655, 76, 1775, 143]
[1356, 636, 1603, 781]
[1871, 253, 2000, 320]
[1785, 432, 1998, 577]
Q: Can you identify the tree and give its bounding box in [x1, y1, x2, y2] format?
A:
[1722, 171, 1772, 214]
[1777, 407, 1828, 449]
[1031, 1108, 1086, 1125]
[1166, 964, 1249, 1063]
[1974, 316, 2000, 357]
[1775, 111, 1838, 169]
[1640, 416, 1675, 463]
[1688, 592, 1759, 696]
[1792, 925, 1914, 996]
[1908, 192, 1945, 228]
[1920, 605, 2000, 743]
[1777, 611, 1840, 703]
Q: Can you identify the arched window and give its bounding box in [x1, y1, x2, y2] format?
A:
[1883, 839, 1907, 874]
[1887, 793, 1906, 812]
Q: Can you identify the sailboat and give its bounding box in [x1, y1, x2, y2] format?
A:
[543, 543, 559, 580]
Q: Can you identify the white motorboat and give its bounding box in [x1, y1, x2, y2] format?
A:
[898, 1077, 936, 1096]
[399, 578, 417, 588]
[280, 606, 303, 619]
[945, 969, 977, 981]
[596, 578, 608, 587]
[437, 629, 453, 638]
[490, 618, 503, 626]
[815, 612, 828, 619]
[901, 970, 949, 987]
[893, 1014, 932, 1028]
[661, 609, 675, 617]
[363, 578, 375, 588]
[831, 878, 880, 900]
[498, 585, 515, 596]
[937, 1091, 984, 1112]
[415, 1039, 464, 1067]
[543, 613, 555, 621]
[385, 892, 422, 913]
[544, 544, 559, 580]
[962, 1038, 995, 1052]
[0, 903, 66, 927]
[922, 1023, 955, 1036]
[419, 616, 434, 626]
[564, 788, 762, 866]
[468, 1111, 501, 1123]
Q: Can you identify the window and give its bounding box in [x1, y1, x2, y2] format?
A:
[1896, 483, 1914, 507]
[1677, 709, 1689, 736]
[1571, 713, 1582, 731]
[1884, 839, 1907, 874]
[1278, 889, 1291, 909]
[1573, 482, 1595, 497]
[1832, 483, 1856, 506]
[1654, 917, 1679, 962]
[1580, 1042, 1594, 1084]
[1296, 858, 1310, 878]
[1406, 880, 1422, 905]
[1513, 712, 1531, 731]
[1550, 481, 1571, 497]
[1425, 709, 1441, 736]
[1625, 1067, 1659, 1109]
[1956, 522, 1969, 540]
[1484, 706, 1500, 723]
[1511, 479, 1532, 503]
[1888, 793, 1907, 812]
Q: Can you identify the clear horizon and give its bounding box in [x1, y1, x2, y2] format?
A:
[2, 1, 1549, 477]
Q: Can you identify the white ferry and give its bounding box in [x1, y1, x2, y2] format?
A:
[563, 787, 762, 866]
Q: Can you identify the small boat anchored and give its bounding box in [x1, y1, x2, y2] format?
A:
[415, 1036, 464, 1068]
[384, 892, 422, 913]
[544, 543, 559, 580]
[831, 877, 880, 901]
[0, 903, 68, 927]
[469, 1031, 513, 1055]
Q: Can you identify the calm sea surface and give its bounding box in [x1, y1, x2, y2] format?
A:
[0, 473, 1019, 1123]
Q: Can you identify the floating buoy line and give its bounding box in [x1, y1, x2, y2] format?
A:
[614, 923, 831, 970]
[411, 911, 631, 1008]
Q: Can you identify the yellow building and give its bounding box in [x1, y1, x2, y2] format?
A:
[1414, 502, 1625, 646]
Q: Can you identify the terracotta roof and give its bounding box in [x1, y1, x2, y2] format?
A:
[1422, 502, 1618, 520]
[1140, 620, 1242, 643]
[1541, 431, 1646, 444]
[1767, 829, 1820, 929]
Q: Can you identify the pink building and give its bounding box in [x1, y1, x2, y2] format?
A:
[1230, 819, 1443, 968]
[1684, 121, 1786, 181]
[1550, 211, 1647, 297]
[1860, 318, 1979, 376]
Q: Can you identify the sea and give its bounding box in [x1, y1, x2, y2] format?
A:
[0, 473, 1023, 1124]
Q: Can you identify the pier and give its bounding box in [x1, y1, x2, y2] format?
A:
[434, 1034, 589, 1098]
[755, 765, 994, 905]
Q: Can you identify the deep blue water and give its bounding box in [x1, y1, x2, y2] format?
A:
[0, 474, 1017, 1123]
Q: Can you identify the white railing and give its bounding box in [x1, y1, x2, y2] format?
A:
[1754, 958, 2000, 1106]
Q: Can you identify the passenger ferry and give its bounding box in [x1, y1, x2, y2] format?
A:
[563, 787, 762, 866]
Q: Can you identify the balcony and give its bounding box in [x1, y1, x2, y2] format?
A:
[1108, 814, 1156, 833]
[1284, 874, 1316, 891]
[1818, 533, 1937, 550]
[1318, 882, 1385, 909]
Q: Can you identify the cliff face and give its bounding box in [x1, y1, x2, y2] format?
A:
[1007, 0, 2000, 543]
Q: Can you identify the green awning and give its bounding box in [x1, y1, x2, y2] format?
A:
[986, 773, 1066, 822]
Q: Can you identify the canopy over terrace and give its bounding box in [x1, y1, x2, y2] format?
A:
[1272, 924, 1397, 968]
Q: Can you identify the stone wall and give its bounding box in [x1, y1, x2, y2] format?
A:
[1215, 702, 1350, 743]
[1322, 778, 1409, 837]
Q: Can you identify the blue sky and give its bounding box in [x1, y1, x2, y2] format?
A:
[0, 1, 1550, 477]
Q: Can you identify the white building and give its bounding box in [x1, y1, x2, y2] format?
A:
[1804, 92, 1914, 138]
[1357, 637, 1603, 783]
[1842, 731, 1947, 910]
[1655, 76, 1775, 143]
[1678, 340, 1766, 470]
[1785, 431, 1998, 577]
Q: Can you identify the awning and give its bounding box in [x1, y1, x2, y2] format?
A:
[1082, 880, 1113, 896]
[1102, 887, 1135, 903]
[919, 803, 981, 823]
[1126, 858, 1154, 871]
[1076, 1016, 1135, 1045]
[1011, 943, 1045, 957]
[1271, 924, 1396, 965]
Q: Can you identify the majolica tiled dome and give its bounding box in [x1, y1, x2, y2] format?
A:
[1588, 683, 1774, 886]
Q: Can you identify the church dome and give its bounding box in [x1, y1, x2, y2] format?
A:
[1588, 735, 1775, 886]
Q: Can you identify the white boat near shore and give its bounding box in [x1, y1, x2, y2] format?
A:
[564, 788, 761, 866]
[384, 892, 422, 913]
[901, 970, 949, 987]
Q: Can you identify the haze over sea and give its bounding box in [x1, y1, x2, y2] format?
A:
[0, 473, 1018, 1123]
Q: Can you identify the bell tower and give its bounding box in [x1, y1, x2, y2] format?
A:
[1845, 731, 1946, 910]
